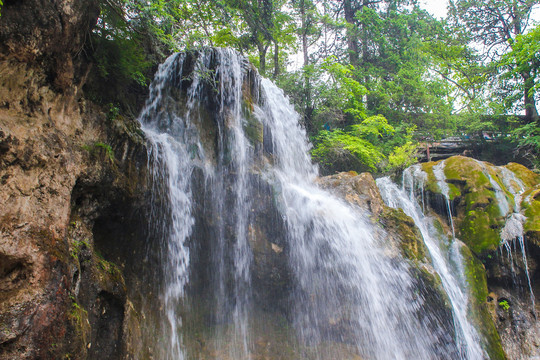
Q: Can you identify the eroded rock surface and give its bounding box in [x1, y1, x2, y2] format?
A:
[0, 1, 150, 359]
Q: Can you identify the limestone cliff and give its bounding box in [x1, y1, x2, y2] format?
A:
[0, 1, 150, 359]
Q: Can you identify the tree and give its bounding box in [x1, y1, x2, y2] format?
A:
[504, 25, 540, 167]
[449, 0, 539, 121]
[225, 0, 294, 76]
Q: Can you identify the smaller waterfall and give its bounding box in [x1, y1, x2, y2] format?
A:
[433, 161, 456, 238]
[498, 168, 536, 315]
[377, 176, 486, 360]
[473, 159, 511, 218]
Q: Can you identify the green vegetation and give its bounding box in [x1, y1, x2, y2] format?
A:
[82, 0, 539, 173]
[421, 157, 513, 256]
[498, 300, 510, 311]
[70, 239, 90, 261]
[82, 142, 115, 164]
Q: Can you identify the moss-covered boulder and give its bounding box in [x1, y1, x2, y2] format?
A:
[522, 186, 540, 246]
[418, 156, 540, 257]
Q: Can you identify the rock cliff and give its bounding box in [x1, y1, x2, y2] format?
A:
[0, 1, 150, 359]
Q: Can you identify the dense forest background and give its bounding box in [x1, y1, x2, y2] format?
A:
[20, 0, 540, 174]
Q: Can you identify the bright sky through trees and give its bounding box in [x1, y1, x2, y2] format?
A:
[419, 0, 448, 18]
[420, 0, 540, 23]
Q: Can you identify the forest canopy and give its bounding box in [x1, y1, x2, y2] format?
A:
[84, 0, 540, 173]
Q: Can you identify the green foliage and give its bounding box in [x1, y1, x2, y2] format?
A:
[386, 141, 418, 172]
[351, 114, 394, 140]
[82, 142, 115, 164]
[321, 56, 367, 121]
[511, 121, 540, 169]
[91, 20, 151, 87]
[79, 0, 538, 172]
[107, 103, 120, 122]
[312, 129, 384, 173]
[498, 300, 510, 311]
[311, 114, 418, 174]
[499, 25, 540, 120]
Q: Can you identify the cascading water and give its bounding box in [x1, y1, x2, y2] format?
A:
[433, 161, 456, 238]
[140, 54, 195, 360]
[377, 174, 486, 359]
[139, 48, 488, 359]
[498, 167, 536, 314]
[262, 79, 455, 360]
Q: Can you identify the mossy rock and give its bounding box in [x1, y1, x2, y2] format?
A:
[522, 186, 540, 246]
[505, 162, 540, 188]
[459, 243, 506, 360]
[421, 156, 514, 257]
[379, 207, 428, 263]
[420, 161, 440, 195]
[458, 207, 504, 256]
[242, 108, 264, 145]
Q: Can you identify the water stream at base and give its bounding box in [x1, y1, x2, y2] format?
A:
[139, 49, 488, 359]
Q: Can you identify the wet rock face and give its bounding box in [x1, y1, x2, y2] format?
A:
[0, 73, 148, 359]
[318, 171, 429, 262]
[317, 171, 385, 217]
[418, 156, 539, 257]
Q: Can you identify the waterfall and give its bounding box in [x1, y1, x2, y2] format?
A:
[261, 79, 451, 359]
[138, 49, 484, 359]
[377, 176, 486, 359]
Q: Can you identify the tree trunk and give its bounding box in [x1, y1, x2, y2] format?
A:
[301, 0, 314, 133]
[273, 40, 279, 79]
[258, 43, 268, 75]
[344, 0, 359, 68]
[522, 70, 539, 122]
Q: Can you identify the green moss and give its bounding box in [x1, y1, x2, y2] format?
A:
[380, 207, 428, 263]
[421, 161, 440, 195]
[93, 250, 125, 288]
[447, 183, 461, 200]
[68, 295, 90, 342]
[81, 141, 115, 164]
[458, 208, 503, 256]
[242, 110, 264, 145]
[421, 156, 514, 257]
[523, 187, 540, 245]
[505, 162, 540, 188]
[70, 239, 90, 261]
